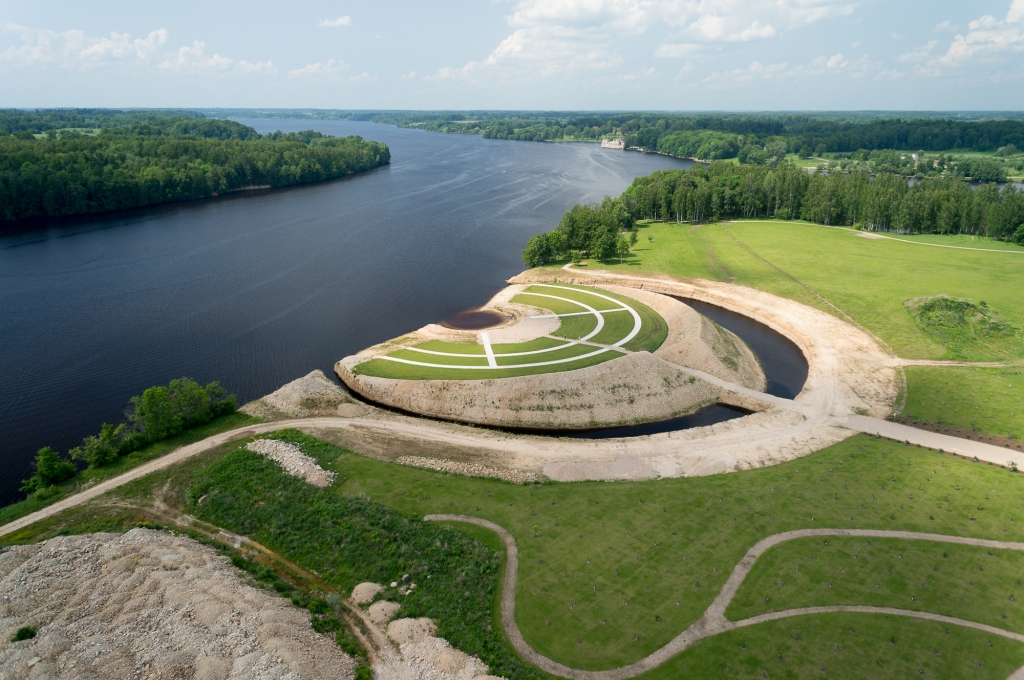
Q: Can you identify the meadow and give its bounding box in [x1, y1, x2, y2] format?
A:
[8, 429, 1024, 677]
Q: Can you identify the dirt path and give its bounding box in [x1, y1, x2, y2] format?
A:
[425, 515, 1024, 680]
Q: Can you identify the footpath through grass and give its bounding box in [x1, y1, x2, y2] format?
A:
[904, 366, 1024, 440]
[5, 430, 1024, 676]
[0, 412, 258, 527]
[727, 536, 1024, 633]
[324, 433, 1024, 671]
[637, 612, 1024, 680]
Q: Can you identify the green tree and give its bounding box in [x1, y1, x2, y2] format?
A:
[616, 235, 631, 263]
[20, 446, 78, 493]
[129, 386, 178, 441]
[71, 422, 125, 468]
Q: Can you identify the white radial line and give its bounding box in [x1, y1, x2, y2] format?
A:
[530, 309, 632, 319]
[517, 292, 605, 341]
[480, 332, 497, 367]
[379, 346, 611, 369]
[406, 341, 579, 358]
[532, 284, 642, 347]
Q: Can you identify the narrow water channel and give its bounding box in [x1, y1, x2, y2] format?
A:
[563, 297, 810, 439]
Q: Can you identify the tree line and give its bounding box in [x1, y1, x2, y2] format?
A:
[20, 378, 236, 494]
[200, 109, 1024, 154]
[523, 164, 1024, 266]
[0, 113, 390, 221]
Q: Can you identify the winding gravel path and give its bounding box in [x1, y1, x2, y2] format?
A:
[424, 515, 1024, 680]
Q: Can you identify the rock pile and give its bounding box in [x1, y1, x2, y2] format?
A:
[246, 439, 337, 487]
[395, 456, 539, 484]
[0, 529, 354, 680]
[348, 583, 503, 680]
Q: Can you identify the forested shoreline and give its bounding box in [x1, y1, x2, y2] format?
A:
[522, 164, 1024, 266]
[0, 110, 390, 222]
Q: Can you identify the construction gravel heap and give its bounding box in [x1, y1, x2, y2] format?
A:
[337, 284, 767, 430]
[0, 529, 355, 680]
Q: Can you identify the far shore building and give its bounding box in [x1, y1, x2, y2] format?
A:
[601, 138, 625, 150]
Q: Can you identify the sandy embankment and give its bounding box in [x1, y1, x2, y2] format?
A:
[336, 284, 768, 430]
[0, 529, 355, 680]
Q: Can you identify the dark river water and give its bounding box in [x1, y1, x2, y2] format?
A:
[0, 120, 694, 505]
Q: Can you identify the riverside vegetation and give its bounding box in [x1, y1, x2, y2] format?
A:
[0, 109, 390, 221]
[7, 377, 250, 525]
[221, 109, 1024, 179]
[7, 429, 1024, 678]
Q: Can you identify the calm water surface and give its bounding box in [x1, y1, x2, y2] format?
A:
[0, 120, 692, 504]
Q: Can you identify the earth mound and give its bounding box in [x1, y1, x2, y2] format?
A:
[336, 284, 767, 430]
[0, 528, 354, 680]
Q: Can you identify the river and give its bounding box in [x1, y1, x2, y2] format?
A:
[0, 119, 693, 505]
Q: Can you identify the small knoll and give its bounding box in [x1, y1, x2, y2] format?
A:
[0, 529, 354, 680]
[241, 369, 365, 420]
[905, 295, 1023, 361]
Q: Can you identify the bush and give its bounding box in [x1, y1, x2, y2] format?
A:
[11, 626, 37, 642]
[19, 447, 77, 493]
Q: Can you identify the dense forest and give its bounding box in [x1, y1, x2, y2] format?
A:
[209, 108, 1024, 154]
[0, 110, 390, 221]
[522, 164, 1024, 266]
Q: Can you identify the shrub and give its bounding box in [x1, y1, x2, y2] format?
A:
[11, 626, 37, 642]
[19, 447, 77, 493]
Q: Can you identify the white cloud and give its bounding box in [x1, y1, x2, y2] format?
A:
[288, 59, 372, 82]
[2, 23, 275, 76]
[431, 0, 857, 84]
[319, 16, 352, 28]
[826, 52, 847, 68]
[289, 58, 348, 78]
[936, 0, 1024, 66]
[898, 40, 937, 63]
[159, 40, 275, 74]
[400, 70, 417, 79]
[933, 20, 955, 32]
[2, 24, 168, 66]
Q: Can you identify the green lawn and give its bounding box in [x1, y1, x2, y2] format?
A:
[550, 313, 600, 340]
[352, 283, 663, 380]
[7, 430, 1024, 677]
[414, 340, 487, 355]
[352, 350, 623, 380]
[0, 411, 259, 527]
[580, 220, 1024, 360]
[317, 433, 1024, 671]
[637, 613, 1024, 680]
[495, 343, 597, 366]
[389, 349, 491, 366]
[886, 234, 1024, 252]
[727, 537, 1024, 632]
[904, 366, 1024, 439]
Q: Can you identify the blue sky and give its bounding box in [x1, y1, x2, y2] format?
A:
[1, 1, 1022, 110]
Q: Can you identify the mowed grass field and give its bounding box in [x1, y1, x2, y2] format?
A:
[904, 366, 1024, 440]
[588, 220, 1024, 360]
[315, 433, 1024, 672]
[7, 431, 1024, 677]
[727, 536, 1024, 631]
[353, 283, 666, 380]
[568, 219, 1024, 438]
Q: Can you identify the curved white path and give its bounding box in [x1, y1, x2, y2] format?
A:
[425, 515, 1024, 680]
[388, 284, 643, 369]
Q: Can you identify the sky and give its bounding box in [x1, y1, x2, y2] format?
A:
[1, 0, 1023, 111]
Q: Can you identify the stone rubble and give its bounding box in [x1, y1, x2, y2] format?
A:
[246, 439, 337, 488]
[394, 456, 538, 484]
[0, 529, 354, 680]
[349, 584, 504, 680]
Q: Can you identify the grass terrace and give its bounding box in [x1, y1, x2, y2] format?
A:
[352, 283, 666, 380]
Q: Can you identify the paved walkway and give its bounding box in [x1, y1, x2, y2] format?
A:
[425, 515, 1024, 680]
[843, 415, 1020, 467]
